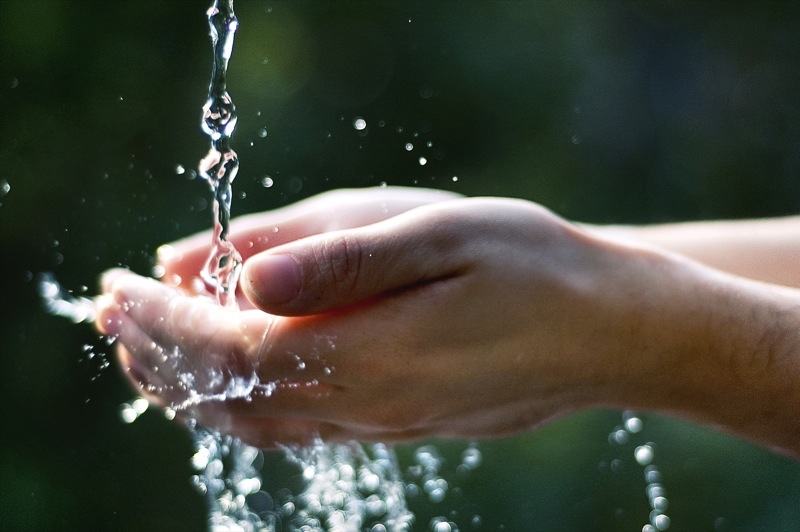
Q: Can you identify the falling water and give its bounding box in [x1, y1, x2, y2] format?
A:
[198, 0, 242, 308]
[188, 2, 419, 529]
[606, 411, 671, 531]
[187, 2, 274, 529]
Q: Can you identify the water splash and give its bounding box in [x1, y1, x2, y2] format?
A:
[38, 272, 96, 323]
[282, 439, 415, 530]
[39, 2, 480, 529]
[191, 426, 278, 531]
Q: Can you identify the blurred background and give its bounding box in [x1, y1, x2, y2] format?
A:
[2, 0, 800, 530]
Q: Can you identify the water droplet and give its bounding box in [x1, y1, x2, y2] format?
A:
[652, 496, 669, 511]
[430, 518, 451, 532]
[451, 176, 458, 182]
[359, 471, 381, 492]
[405, 142, 414, 151]
[418, 156, 427, 166]
[353, 117, 367, 131]
[10, 77, 19, 88]
[120, 403, 138, 424]
[647, 483, 666, 500]
[625, 416, 643, 433]
[635, 444, 654, 465]
[644, 465, 662, 483]
[257, 127, 268, 138]
[175, 164, 186, 175]
[131, 397, 149, 414]
[571, 134, 581, 145]
[461, 446, 482, 469]
[652, 513, 671, 530]
[609, 428, 629, 445]
[260, 176, 274, 188]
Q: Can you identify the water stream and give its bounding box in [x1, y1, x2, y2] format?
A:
[188, 2, 418, 529]
[198, 0, 242, 309]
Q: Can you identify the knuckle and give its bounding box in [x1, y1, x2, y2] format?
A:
[313, 234, 364, 295]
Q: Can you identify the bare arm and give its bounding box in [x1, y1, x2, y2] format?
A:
[594, 216, 800, 288]
[95, 188, 800, 458]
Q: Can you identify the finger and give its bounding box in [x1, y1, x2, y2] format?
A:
[116, 343, 176, 406]
[240, 202, 472, 316]
[98, 305, 188, 406]
[106, 272, 252, 358]
[157, 187, 460, 289]
[103, 271, 340, 385]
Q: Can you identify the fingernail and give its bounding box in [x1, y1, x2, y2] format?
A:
[244, 254, 301, 305]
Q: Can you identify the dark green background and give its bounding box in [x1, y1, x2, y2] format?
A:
[2, 0, 800, 530]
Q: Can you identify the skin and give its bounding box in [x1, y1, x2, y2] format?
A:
[94, 187, 800, 458]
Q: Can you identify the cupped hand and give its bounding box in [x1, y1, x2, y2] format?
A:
[96, 188, 688, 448]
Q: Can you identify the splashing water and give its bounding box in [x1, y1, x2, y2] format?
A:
[37, 1, 478, 529]
[282, 439, 414, 531]
[38, 272, 96, 323]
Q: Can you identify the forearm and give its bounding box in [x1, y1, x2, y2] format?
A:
[592, 216, 800, 288]
[611, 254, 800, 459]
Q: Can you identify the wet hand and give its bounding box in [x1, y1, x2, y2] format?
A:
[96, 190, 688, 448]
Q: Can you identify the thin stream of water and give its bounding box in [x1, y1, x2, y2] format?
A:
[190, 2, 419, 529]
[189, 2, 271, 528]
[198, 0, 242, 308]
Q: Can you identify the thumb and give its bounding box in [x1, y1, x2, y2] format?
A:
[240, 208, 467, 316]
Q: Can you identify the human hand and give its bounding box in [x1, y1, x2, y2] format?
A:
[96, 187, 800, 456]
[96, 187, 692, 448]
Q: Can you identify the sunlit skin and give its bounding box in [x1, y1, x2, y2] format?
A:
[95, 187, 800, 458]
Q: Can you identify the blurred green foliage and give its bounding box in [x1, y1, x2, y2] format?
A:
[2, 0, 800, 530]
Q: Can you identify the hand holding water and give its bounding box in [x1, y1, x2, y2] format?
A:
[95, 187, 800, 458]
